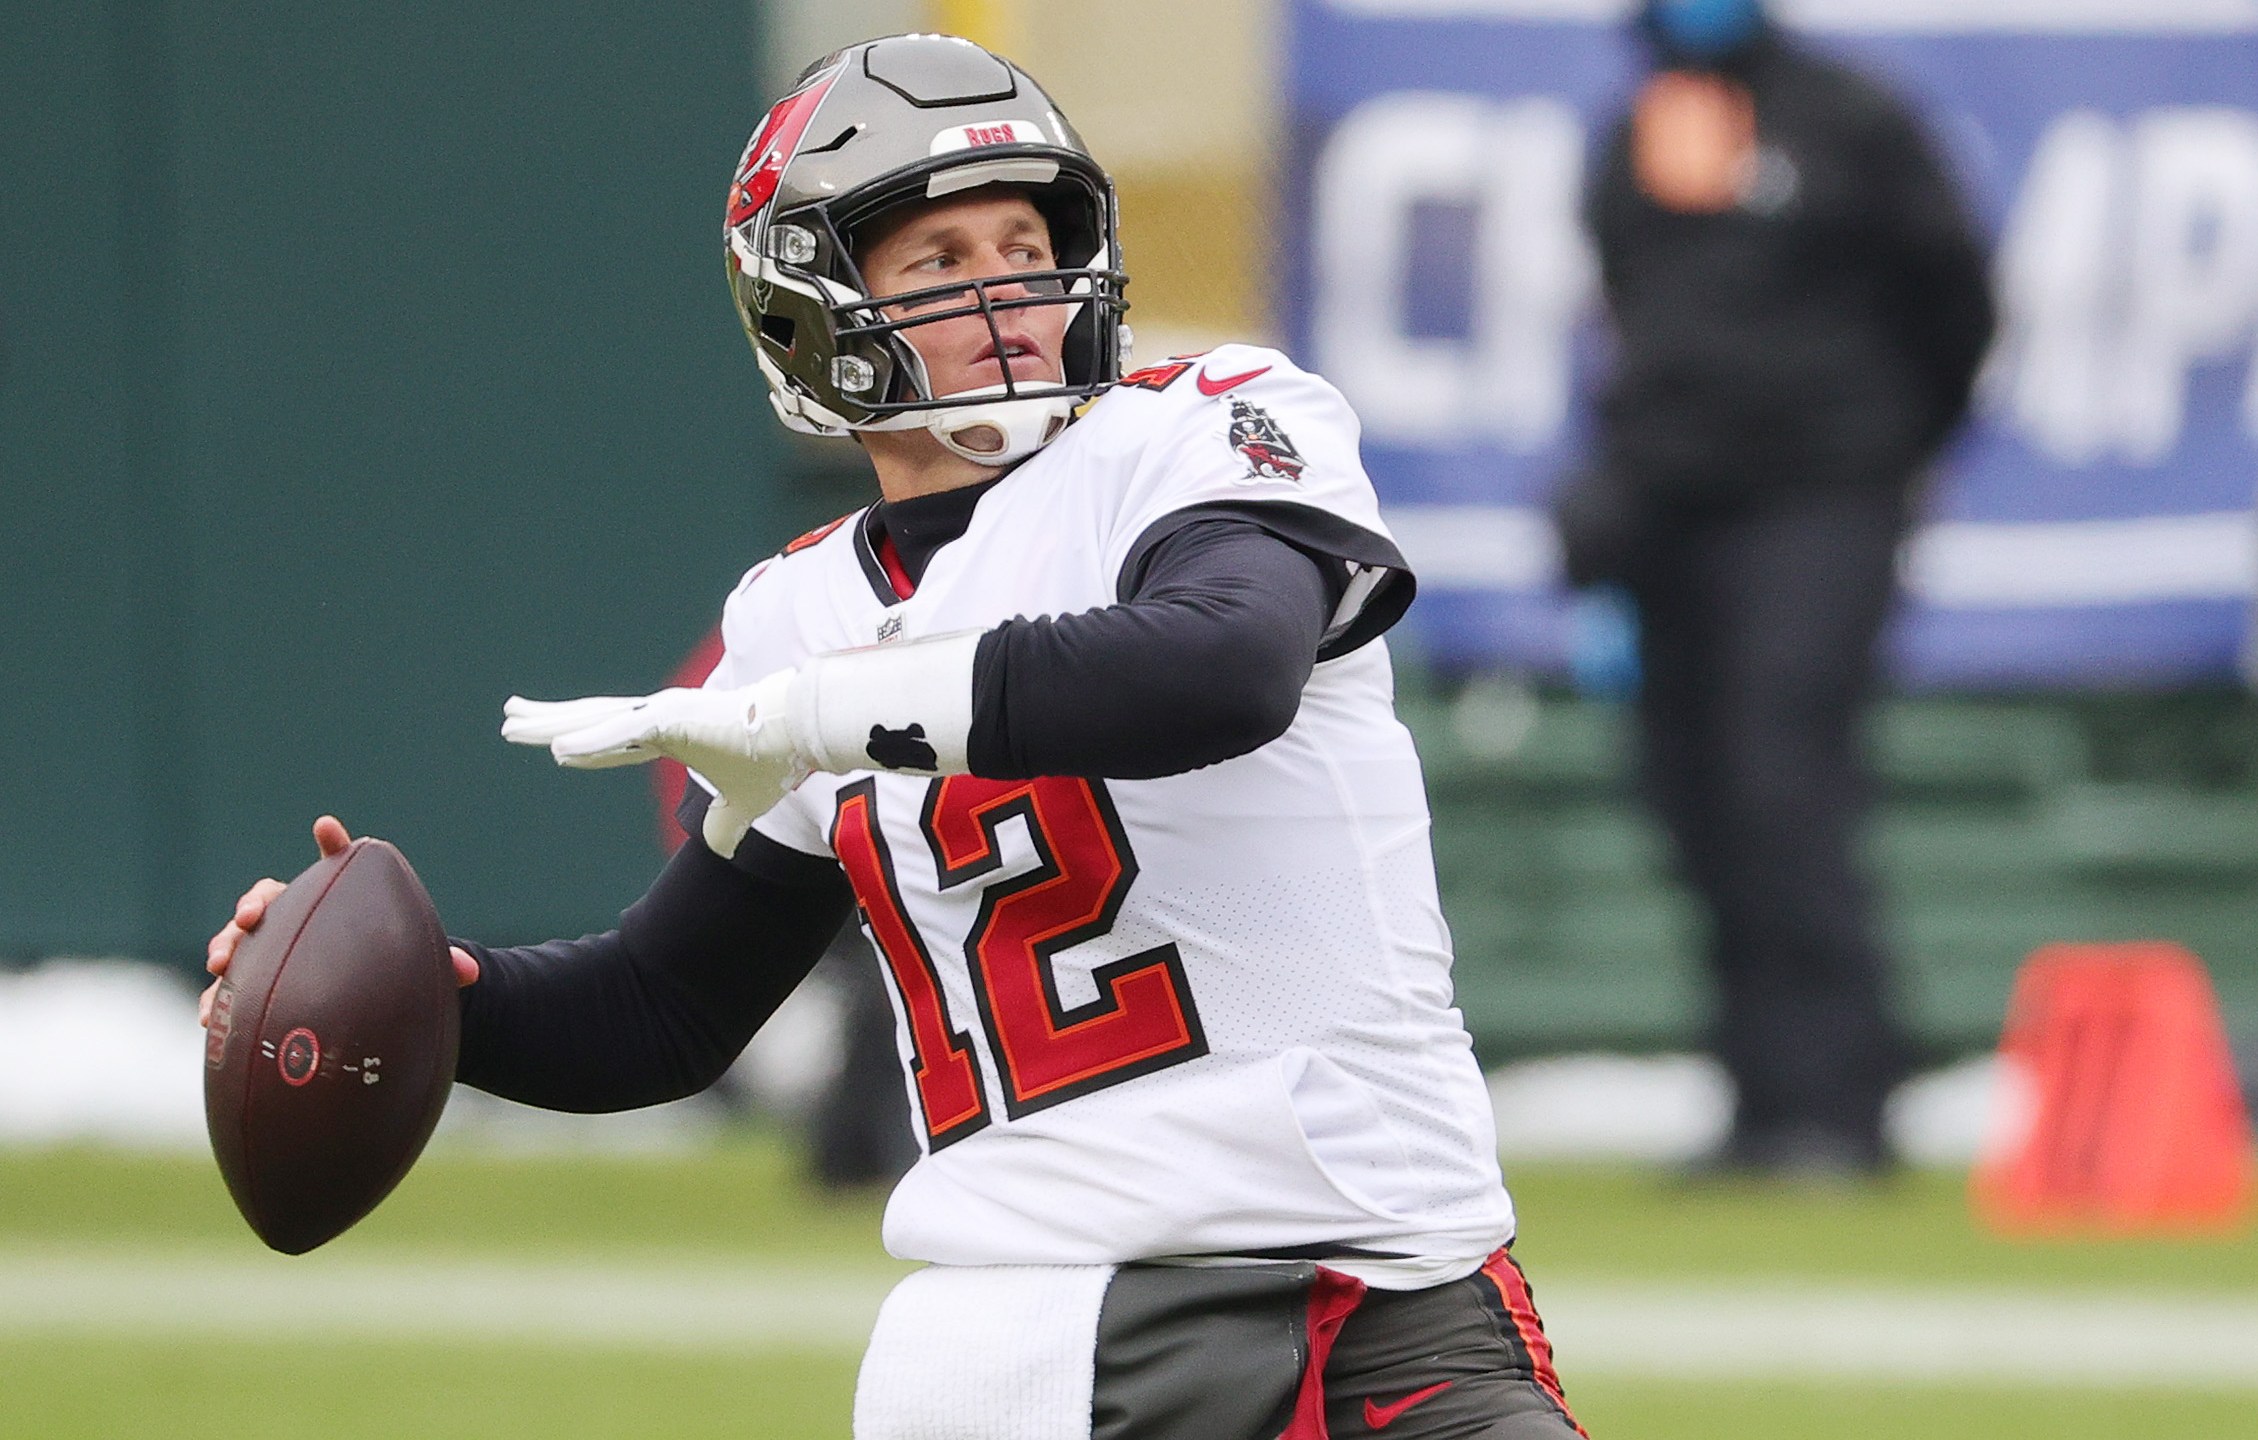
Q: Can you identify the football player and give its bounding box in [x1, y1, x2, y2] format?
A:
[207, 34, 1585, 1440]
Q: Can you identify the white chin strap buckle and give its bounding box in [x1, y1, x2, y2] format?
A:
[926, 385, 1077, 465]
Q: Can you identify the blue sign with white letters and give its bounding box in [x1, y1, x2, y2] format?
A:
[1284, 0, 2258, 686]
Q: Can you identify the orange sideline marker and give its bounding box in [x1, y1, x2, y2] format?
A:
[1973, 942, 2253, 1236]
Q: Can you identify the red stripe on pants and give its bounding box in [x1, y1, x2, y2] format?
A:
[1482, 1249, 1587, 1437]
[1281, 1267, 1368, 1440]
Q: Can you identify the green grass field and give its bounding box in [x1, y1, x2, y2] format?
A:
[4, 1136, 2253, 1438]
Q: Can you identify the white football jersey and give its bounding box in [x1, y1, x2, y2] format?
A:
[704, 345, 1514, 1282]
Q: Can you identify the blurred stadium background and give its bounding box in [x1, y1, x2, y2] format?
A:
[4, 1, 2257, 1436]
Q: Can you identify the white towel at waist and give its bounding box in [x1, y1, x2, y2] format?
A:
[854, 1263, 1118, 1440]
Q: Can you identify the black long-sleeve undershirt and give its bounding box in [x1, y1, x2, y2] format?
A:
[874, 481, 1353, 778]
[455, 512, 1360, 1110]
[968, 515, 1344, 778]
[455, 831, 854, 1110]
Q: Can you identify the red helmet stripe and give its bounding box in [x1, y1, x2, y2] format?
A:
[728, 67, 841, 228]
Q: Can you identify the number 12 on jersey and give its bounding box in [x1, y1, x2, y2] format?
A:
[830, 775, 1209, 1150]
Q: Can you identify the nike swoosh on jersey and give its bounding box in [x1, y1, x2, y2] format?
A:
[1196, 363, 1271, 396]
[1363, 1380, 1454, 1430]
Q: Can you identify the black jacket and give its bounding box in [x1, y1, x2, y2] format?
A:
[1586, 35, 1996, 500]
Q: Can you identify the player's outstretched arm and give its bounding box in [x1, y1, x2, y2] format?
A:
[504, 518, 1346, 816]
[503, 631, 982, 857]
[199, 815, 479, 1028]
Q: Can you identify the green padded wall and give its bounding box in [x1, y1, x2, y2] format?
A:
[0, 3, 843, 966]
[2, 5, 149, 956]
[1405, 682, 2258, 1061]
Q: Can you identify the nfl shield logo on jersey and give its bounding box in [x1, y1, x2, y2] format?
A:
[1227, 398, 1306, 483]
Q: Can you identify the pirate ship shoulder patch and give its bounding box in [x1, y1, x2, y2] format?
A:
[1226, 397, 1307, 484]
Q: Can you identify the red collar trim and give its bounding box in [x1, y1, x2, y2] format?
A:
[872, 526, 915, 601]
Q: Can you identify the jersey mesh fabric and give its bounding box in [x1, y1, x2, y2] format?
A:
[706, 345, 1512, 1275]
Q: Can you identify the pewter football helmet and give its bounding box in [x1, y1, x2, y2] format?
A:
[725, 34, 1130, 463]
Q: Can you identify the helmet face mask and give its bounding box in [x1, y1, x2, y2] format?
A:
[724, 36, 1130, 459]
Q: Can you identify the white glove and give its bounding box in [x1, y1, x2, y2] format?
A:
[501, 630, 984, 858]
[501, 670, 806, 858]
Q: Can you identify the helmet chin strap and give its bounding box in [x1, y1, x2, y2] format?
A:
[923, 384, 1078, 466]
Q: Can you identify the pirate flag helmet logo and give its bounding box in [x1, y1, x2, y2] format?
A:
[1227, 397, 1306, 483]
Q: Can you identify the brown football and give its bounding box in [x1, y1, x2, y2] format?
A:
[203, 837, 460, 1254]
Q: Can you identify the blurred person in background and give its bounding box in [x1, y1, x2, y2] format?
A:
[1555, 0, 1996, 1178]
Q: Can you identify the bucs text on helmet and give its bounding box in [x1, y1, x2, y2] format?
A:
[725, 34, 1131, 465]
